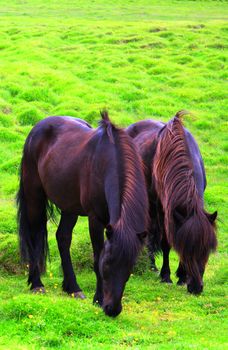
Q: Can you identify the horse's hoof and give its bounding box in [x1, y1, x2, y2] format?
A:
[31, 287, 46, 294]
[151, 266, 159, 273]
[70, 291, 86, 299]
[177, 280, 186, 286]
[161, 278, 173, 284]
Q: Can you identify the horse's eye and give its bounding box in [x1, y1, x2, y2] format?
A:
[102, 261, 110, 279]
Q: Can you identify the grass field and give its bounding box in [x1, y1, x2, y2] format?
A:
[0, 0, 227, 349]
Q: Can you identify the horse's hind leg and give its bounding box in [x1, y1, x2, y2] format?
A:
[56, 212, 85, 298]
[88, 216, 104, 306]
[17, 153, 49, 293]
[176, 262, 187, 285]
[160, 236, 172, 283]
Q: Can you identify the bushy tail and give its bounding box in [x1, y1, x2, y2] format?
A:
[153, 112, 217, 276]
[17, 158, 49, 282]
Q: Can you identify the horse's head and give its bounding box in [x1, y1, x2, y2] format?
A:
[96, 115, 148, 315]
[99, 225, 146, 317]
[99, 239, 128, 317]
[174, 209, 217, 295]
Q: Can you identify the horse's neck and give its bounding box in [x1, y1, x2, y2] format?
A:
[104, 166, 122, 225]
[184, 130, 206, 199]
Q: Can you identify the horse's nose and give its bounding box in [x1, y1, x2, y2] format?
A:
[187, 282, 203, 295]
[103, 303, 122, 317]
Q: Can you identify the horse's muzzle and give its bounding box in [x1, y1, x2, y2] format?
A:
[187, 282, 203, 295]
[103, 303, 122, 317]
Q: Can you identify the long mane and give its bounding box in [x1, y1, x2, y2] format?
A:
[153, 114, 217, 277]
[100, 111, 149, 266]
[153, 114, 198, 242]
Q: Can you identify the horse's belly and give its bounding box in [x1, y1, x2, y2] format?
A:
[38, 159, 87, 215]
[45, 183, 86, 214]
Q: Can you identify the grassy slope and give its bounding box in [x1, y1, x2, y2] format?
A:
[0, 0, 227, 348]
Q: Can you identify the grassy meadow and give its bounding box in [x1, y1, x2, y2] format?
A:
[0, 0, 227, 348]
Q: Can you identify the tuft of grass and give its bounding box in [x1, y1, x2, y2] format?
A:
[18, 106, 43, 126]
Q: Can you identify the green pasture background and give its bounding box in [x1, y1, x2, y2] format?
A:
[0, 0, 227, 349]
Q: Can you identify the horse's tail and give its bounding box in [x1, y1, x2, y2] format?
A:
[17, 150, 50, 283]
[153, 112, 217, 277]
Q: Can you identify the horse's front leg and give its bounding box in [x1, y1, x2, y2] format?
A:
[147, 204, 160, 272]
[147, 221, 159, 272]
[88, 215, 104, 306]
[176, 261, 187, 285]
[160, 235, 172, 283]
[56, 212, 85, 298]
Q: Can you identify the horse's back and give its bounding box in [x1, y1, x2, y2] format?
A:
[29, 116, 91, 140]
[126, 119, 164, 139]
[127, 118, 206, 197]
[25, 116, 92, 157]
[126, 120, 165, 176]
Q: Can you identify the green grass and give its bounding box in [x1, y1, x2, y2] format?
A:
[0, 0, 227, 349]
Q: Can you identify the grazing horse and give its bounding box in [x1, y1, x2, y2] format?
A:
[126, 112, 217, 294]
[17, 112, 148, 317]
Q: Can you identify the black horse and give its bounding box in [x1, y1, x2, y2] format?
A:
[126, 112, 217, 294]
[17, 112, 148, 317]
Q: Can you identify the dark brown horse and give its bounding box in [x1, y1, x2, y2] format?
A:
[17, 112, 148, 317]
[126, 112, 217, 294]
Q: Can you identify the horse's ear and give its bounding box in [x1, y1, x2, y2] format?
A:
[106, 224, 113, 240]
[137, 231, 147, 243]
[207, 211, 217, 224]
